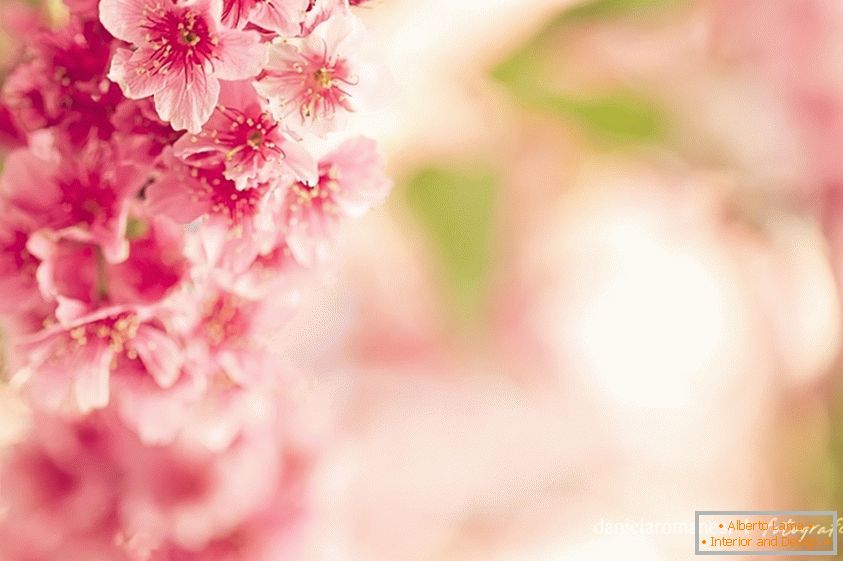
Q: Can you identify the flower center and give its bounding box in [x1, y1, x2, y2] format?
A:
[314, 67, 334, 89]
[140, 7, 215, 76]
[69, 313, 140, 357]
[190, 165, 267, 230]
[209, 106, 285, 168]
[246, 130, 264, 148]
[285, 57, 356, 121]
[180, 28, 201, 47]
[58, 175, 117, 227]
[202, 294, 249, 347]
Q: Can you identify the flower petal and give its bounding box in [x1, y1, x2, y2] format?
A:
[329, 136, 392, 215]
[73, 344, 113, 413]
[1, 147, 60, 213]
[280, 138, 318, 184]
[145, 170, 209, 224]
[108, 48, 170, 100]
[131, 325, 183, 389]
[154, 73, 220, 133]
[214, 30, 265, 81]
[98, 0, 149, 43]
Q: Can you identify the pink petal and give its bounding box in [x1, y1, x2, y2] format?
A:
[250, 0, 308, 35]
[281, 139, 318, 185]
[210, 214, 264, 273]
[172, 132, 221, 165]
[218, 79, 261, 110]
[108, 48, 170, 100]
[305, 13, 361, 58]
[216, 350, 249, 386]
[261, 41, 302, 73]
[193, 219, 228, 268]
[329, 136, 392, 215]
[73, 344, 113, 413]
[285, 208, 337, 266]
[146, 175, 209, 224]
[131, 325, 183, 389]
[214, 30, 265, 81]
[193, 0, 223, 24]
[154, 73, 220, 134]
[92, 207, 131, 263]
[349, 58, 398, 112]
[112, 366, 205, 445]
[55, 296, 89, 326]
[18, 360, 75, 412]
[1, 148, 60, 213]
[25, 231, 56, 299]
[98, 0, 149, 43]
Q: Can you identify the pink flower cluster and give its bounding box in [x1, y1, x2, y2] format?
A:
[0, 0, 392, 558]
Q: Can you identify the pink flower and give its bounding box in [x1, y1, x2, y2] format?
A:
[221, 0, 309, 35]
[118, 419, 282, 550]
[27, 215, 187, 319]
[112, 98, 186, 162]
[16, 306, 185, 418]
[146, 154, 279, 270]
[183, 285, 295, 385]
[236, 238, 306, 297]
[181, 212, 306, 299]
[0, 0, 394, 554]
[277, 136, 391, 265]
[108, 346, 206, 445]
[0, 415, 128, 561]
[100, 0, 265, 133]
[0, 204, 43, 315]
[174, 80, 317, 191]
[147, 154, 269, 227]
[145, 468, 309, 561]
[1, 138, 145, 263]
[301, 0, 349, 34]
[0, 410, 302, 561]
[12, 305, 207, 445]
[255, 14, 391, 134]
[3, 59, 58, 132]
[2, 19, 123, 145]
[135, 397, 317, 559]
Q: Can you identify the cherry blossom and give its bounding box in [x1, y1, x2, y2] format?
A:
[221, 0, 309, 35]
[0, 0, 394, 557]
[278, 136, 390, 265]
[255, 14, 392, 134]
[1, 137, 144, 263]
[174, 80, 317, 190]
[100, 0, 265, 133]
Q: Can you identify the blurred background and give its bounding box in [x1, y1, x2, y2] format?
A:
[4, 0, 843, 560]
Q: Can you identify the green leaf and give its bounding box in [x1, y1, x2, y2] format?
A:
[491, 0, 677, 143]
[403, 165, 496, 326]
[562, 0, 681, 21]
[536, 91, 666, 141]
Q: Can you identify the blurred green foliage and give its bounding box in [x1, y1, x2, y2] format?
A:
[400, 0, 684, 327]
[563, 0, 683, 20]
[402, 0, 688, 326]
[521, 90, 665, 142]
[404, 166, 496, 328]
[491, 0, 683, 143]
